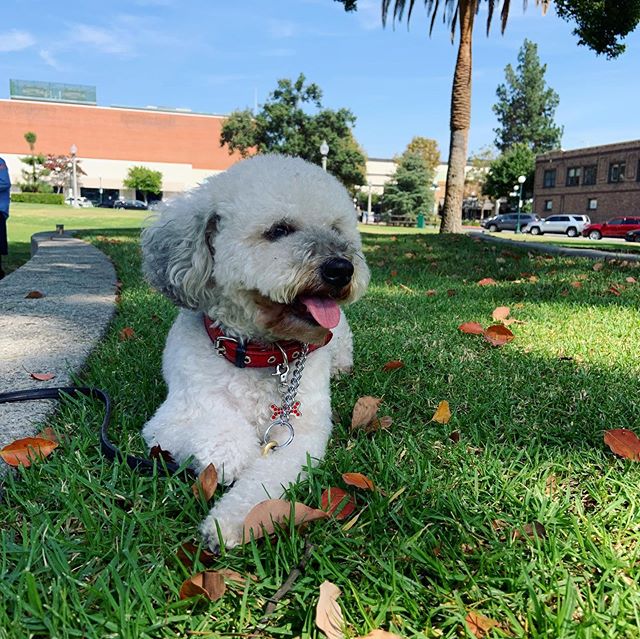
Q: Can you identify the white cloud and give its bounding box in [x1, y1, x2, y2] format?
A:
[69, 24, 133, 55]
[268, 19, 298, 39]
[0, 29, 36, 52]
[39, 48, 64, 70]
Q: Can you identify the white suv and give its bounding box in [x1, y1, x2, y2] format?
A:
[527, 214, 590, 237]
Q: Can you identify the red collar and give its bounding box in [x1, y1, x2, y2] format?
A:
[203, 315, 332, 368]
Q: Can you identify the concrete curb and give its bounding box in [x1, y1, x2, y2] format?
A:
[468, 231, 640, 262]
[0, 231, 117, 484]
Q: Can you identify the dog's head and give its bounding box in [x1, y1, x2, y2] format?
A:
[142, 155, 369, 343]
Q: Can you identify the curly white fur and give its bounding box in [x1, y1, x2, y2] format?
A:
[140, 155, 369, 549]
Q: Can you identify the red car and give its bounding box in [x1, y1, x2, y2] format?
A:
[582, 216, 640, 240]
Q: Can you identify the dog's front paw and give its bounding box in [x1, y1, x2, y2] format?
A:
[201, 509, 244, 551]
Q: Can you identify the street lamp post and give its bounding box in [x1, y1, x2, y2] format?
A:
[70, 144, 79, 207]
[320, 140, 329, 172]
[515, 174, 526, 233]
[366, 181, 372, 224]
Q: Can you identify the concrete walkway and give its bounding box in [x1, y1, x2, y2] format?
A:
[0, 231, 117, 483]
[469, 231, 640, 262]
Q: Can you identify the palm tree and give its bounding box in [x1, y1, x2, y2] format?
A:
[381, 0, 549, 233]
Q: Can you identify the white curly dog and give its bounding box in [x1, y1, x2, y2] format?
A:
[141, 155, 369, 549]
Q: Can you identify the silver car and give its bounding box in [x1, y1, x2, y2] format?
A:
[527, 214, 590, 237]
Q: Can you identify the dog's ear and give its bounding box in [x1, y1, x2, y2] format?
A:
[141, 200, 219, 310]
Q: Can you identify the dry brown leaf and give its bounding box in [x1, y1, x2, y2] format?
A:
[447, 289, 457, 297]
[0, 437, 58, 467]
[366, 415, 393, 433]
[626, 276, 637, 284]
[512, 522, 547, 541]
[431, 400, 451, 424]
[191, 463, 218, 501]
[355, 630, 404, 639]
[321, 487, 357, 520]
[491, 306, 510, 321]
[426, 289, 437, 296]
[149, 444, 176, 465]
[458, 322, 484, 335]
[24, 290, 45, 299]
[179, 570, 226, 601]
[604, 429, 640, 461]
[30, 372, 56, 381]
[570, 281, 582, 289]
[477, 277, 497, 286]
[37, 427, 59, 444]
[176, 542, 216, 569]
[351, 396, 382, 430]
[119, 327, 136, 341]
[593, 262, 604, 271]
[316, 580, 344, 639]
[465, 611, 500, 638]
[483, 324, 515, 347]
[342, 472, 375, 490]
[382, 360, 404, 372]
[217, 568, 257, 585]
[449, 430, 461, 443]
[609, 285, 622, 296]
[243, 499, 328, 541]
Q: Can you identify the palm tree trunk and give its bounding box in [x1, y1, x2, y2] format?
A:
[440, 0, 477, 234]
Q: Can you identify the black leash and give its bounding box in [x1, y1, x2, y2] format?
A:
[0, 386, 191, 477]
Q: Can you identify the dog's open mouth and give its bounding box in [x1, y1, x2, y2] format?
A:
[291, 295, 341, 329]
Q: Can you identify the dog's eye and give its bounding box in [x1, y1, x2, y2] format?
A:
[264, 222, 295, 241]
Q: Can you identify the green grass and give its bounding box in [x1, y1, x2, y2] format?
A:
[2, 202, 147, 276]
[2, 230, 640, 638]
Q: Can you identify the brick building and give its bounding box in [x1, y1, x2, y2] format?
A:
[533, 140, 640, 223]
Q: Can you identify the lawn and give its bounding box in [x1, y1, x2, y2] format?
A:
[2, 202, 147, 276]
[2, 230, 640, 638]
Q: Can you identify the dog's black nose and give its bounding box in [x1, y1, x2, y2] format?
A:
[321, 258, 354, 288]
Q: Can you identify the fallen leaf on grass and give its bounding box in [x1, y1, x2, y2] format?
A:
[512, 522, 547, 541]
[608, 285, 622, 296]
[342, 472, 374, 490]
[37, 427, 59, 444]
[316, 580, 344, 639]
[149, 444, 176, 465]
[351, 396, 382, 430]
[483, 325, 515, 347]
[626, 276, 637, 284]
[431, 400, 451, 424]
[459, 322, 484, 335]
[243, 499, 328, 541]
[604, 429, 640, 461]
[477, 278, 497, 286]
[119, 327, 136, 341]
[426, 289, 437, 296]
[179, 570, 226, 601]
[25, 290, 45, 299]
[367, 415, 393, 432]
[449, 430, 461, 443]
[593, 262, 604, 271]
[321, 487, 357, 520]
[465, 611, 500, 638]
[0, 437, 58, 467]
[491, 306, 510, 321]
[176, 542, 216, 569]
[191, 463, 218, 501]
[382, 360, 404, 371]
[570, 281, 583, 288]
[30, 372, 56, 381]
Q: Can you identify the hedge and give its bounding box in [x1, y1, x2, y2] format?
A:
[11, 192, 65, 205]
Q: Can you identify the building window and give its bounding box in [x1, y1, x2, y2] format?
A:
[583, 165, 597, 185]
[588, 198, 598, 210]
[543, 169, 556, 188]
[566, 166, 581, 186]
[609, 161, 626, 183]
[544, 200, 553, 211]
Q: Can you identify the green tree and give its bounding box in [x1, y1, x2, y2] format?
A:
[404, 136, 440, 173]
[123, 166, 162, 203]
[336, 0, 640, 234]
[493, 39, 562, 153]
[220, 73, 366, 190]
[382, 152, 434, 221]
[19, 131, 51, 193]
[483, 142, 535, 202]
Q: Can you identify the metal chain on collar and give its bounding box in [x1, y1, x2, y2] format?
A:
[261, 343, 309, 454]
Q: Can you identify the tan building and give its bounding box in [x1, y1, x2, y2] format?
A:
[534, 140, 640, 222]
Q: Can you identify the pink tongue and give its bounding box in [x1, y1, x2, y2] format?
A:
[300, 296, 341, 329]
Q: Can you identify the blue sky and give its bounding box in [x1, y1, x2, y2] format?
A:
[2, 0, 639, 160]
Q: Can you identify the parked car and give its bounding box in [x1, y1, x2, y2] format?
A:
[481, 213, 541, 232]
[582, 217, 640, 240]
[65, 196, 93, 208]
[113, 199, 148, 210]
[625, 228, 640, 242]
[527, 214, 590, 237]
